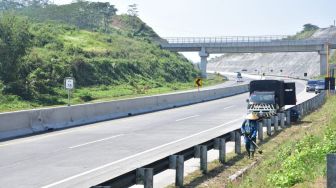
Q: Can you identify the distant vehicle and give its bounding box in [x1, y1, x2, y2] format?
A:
[242, 69, 247, 72]
[306, 80, 318, 92]
[315, 80, 325, 93]
[236, 72, 243, 82]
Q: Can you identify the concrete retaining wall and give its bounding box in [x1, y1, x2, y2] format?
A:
[0, 84, 249, 140]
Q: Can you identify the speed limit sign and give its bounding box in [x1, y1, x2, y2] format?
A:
[65, 77, 74, 89]
[64, 77, 74, 106]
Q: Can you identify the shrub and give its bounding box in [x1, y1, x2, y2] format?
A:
[78, 91, 94, 102]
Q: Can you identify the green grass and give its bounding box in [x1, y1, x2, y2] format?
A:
[0, 74, 226, 113]
[233, 96, 336, 188]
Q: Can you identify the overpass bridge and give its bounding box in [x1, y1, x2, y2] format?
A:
[160, 36, 336, 77]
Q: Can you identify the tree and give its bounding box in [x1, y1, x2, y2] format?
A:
[0, 14, 32, 95]
[0, 0, 24, 10]
[303, 24, 319, 31]
[127, 4, 138, 17]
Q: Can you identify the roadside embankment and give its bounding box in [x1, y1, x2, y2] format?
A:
[173, 94, 336, 188]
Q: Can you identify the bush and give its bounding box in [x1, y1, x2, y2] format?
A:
[267, 126, 336, 187]
[78, 91, 94, 102]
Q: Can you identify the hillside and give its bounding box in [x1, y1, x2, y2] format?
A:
[0, 1, 210, 111]
[15, 1, 158, 38]
[208, 25, 336, 78]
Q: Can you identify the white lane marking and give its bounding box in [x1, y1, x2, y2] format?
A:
[175, 115, 200, 122]
[68, 134, 124, 149]
[0, 130, 79, 148]
[41, 117, 243, 188]
[223, 105, 235, 110]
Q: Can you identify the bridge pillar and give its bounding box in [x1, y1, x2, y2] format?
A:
[319, 43, 329, 76]
[199, 47, 209, 78]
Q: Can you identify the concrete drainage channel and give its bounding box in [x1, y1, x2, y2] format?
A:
[92, 92, 326, 188]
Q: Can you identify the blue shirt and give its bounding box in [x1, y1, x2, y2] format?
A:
[241, 119, 258, 138]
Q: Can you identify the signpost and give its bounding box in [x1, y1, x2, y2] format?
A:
[64, 77, 74, 106]
[325, 77, 335, 91]
[195, 78, 202, 91]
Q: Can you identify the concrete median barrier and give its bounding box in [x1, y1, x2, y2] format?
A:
[0, 84, 249, 140]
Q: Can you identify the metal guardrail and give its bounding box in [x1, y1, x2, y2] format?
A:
[93, 92, 326, 188]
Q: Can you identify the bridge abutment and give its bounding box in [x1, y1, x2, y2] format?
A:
[199, 47, 209, 78]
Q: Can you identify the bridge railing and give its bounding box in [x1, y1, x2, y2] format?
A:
[163, 36, 336, 44]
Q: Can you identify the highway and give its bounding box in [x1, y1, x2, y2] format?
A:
[0, 77, 310, 188]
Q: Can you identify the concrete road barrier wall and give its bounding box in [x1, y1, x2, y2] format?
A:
[0, 84, 248, 140]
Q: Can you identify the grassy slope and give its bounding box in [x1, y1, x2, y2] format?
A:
[176, 95, 336, 188]
[0, 4, 229, 112]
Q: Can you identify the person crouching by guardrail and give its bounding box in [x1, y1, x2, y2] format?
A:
[241, 113, 259, 159]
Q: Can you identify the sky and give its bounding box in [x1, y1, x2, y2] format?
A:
[53, 0, 336, 62]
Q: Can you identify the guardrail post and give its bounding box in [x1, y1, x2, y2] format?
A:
[230, 131, 235, 141]
[286, 110, 291, 126]
[235, 131, 241, 154]
[214, 138, 226, 164]
[274, 114, 279, 132]
[176, 155, 184, 187]
[169, 155, 184, 187]
[194, 145, 201, 158]
[258, 120, 263, 141]
[200, 145, 208, 174]
[299, 104, 304, 118]
[266, 118, 272, 136]
[327, 153, 336, 188]
[280, 113, 285, 128]
[136, 168, 153, 188]
[219, 138, 226, 164]
[304, 102, 308, 115]
[308, 100, 311, 112]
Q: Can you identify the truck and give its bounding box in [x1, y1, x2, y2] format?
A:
[247, 80, 296, 117]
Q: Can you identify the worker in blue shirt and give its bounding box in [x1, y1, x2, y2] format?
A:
[241, 113, 259, 158]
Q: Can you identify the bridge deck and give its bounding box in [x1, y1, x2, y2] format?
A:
[160, 36, 336, 53]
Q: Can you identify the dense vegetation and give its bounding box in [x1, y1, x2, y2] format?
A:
[0, 1, 204, 111]
[288, 23, 319, 39]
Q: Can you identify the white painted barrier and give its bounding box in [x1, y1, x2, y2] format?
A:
[0, 84, 249, 140]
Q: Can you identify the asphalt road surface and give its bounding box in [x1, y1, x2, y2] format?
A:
[0, 76, 312, 188]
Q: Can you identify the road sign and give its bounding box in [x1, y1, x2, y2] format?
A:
[195, 78, 202, 87]
[65, 77, 74, 89]
[64, 77, 74, 106]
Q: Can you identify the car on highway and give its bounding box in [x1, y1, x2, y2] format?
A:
[315, 80, 325, 93]
[306, 80, 318, 92]
[236, 72, 243, 82]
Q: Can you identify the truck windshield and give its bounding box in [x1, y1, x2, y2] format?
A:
[250, 94, 275, 103]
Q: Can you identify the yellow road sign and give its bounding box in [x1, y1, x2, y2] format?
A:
[195, 78, 202, 87]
